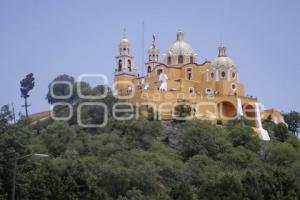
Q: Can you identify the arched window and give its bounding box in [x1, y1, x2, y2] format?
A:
[211, 72, 214, 78]
[167, 56, 172, 65]
[147, 66, 151, 73]
[231, 83, 237, 91]
[128, 60, 132, 72]
[221, 71, 226, 78]
[190, 56, 194, 63]
[118, 60, 122, 72]
[187, 68, 192, 80]
[178, 55, 184, 64]
[189, 87, 195, 93]
[232, 72, 236, 78]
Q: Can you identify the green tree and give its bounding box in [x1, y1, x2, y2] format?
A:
[20, 73, 35, 117]
[174, 100, 192, 121]
[198, 173, 244, 200]
[273, 122, 290, 142]
[241, 171, 264, 200]
[182, 120, 229, 159]
[265, 142, 297, 166]
[46, 74, 76, 104]
[0, 105, 13, 133]
[284, 111, 300, 136]
[228, 124, 260, 152]
[170, 182, 194, 200]
[40, 121, 76, 157]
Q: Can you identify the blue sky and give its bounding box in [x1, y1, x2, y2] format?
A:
[0, 0, 299, 115]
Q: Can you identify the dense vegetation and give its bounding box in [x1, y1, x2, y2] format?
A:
[0, 75, 299, 200]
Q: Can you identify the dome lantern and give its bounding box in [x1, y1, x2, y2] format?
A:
[218, 43, 227, 57]
[176, 29, 184, 41]
[164, 29, 197, 65]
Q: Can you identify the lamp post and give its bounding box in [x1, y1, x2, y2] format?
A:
[11, 153, 49, 200]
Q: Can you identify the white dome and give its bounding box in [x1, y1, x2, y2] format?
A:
[167, 30, 196, 57]
[168, 40, 196, 56]
[211, 56, 235, 69]
[119, 30, 130, 47]
[120, 37, 129, 44]
[210, 44, 236, 69]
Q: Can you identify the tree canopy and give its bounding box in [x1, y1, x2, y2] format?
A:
[0, 74, 299, 200]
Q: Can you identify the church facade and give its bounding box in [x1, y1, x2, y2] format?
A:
[113, 29, 284, 141]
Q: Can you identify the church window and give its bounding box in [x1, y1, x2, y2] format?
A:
[211, 72, 214, 79]
[190, 56, 194, 63]
[157, 69, 163, 75]
[189, 87, 195, 93]
[232, 72, 236, 78]
[221, 71, 226, 78]
[178, 55, 184, 64]
[118, 60, 122, 72]
[231, 83, 237, 91]
[128, 60, 132, 72]
[187, 68, 192, 80]
[147, 66, 151, 73]
[205, 88, 213, 94]
[167, 56, 172, 65]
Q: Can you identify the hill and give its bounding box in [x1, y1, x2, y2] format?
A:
[0, 75, 299, 200]
[0, 105, 299, 200]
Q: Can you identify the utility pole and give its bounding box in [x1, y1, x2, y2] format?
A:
[142, 21, 145, 76]
[11, 103, 16, 123]
[11, 153, 49, 200]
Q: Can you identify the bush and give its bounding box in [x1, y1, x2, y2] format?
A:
[273, 122, 289, 142]
[228, 124, 260, 152]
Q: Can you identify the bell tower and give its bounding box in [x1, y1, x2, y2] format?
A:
[114, 30, 138, 96]
[115, 30, 136, 75]
[145, 35, 160, 74]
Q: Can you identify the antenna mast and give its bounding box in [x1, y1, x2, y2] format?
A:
[141, 21, 145, 76]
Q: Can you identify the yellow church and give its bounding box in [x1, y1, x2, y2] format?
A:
[113, 29, 285, 141]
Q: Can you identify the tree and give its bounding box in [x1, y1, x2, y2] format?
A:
[0, 105, 13, 133]
[46, 74, 76, 104]
[265, 142, 297, 166]
[228, 124, 260, 152]
[20, 73, 35, 117]
[174, 100, 192, 121]
[170, 182, 194, 200]
[198, 173, 244, 200]
[284, 111, 300, 136]
[241, 171, 264, 200]
[273, 122, 289, 142]
[182, 120, 229, 159]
